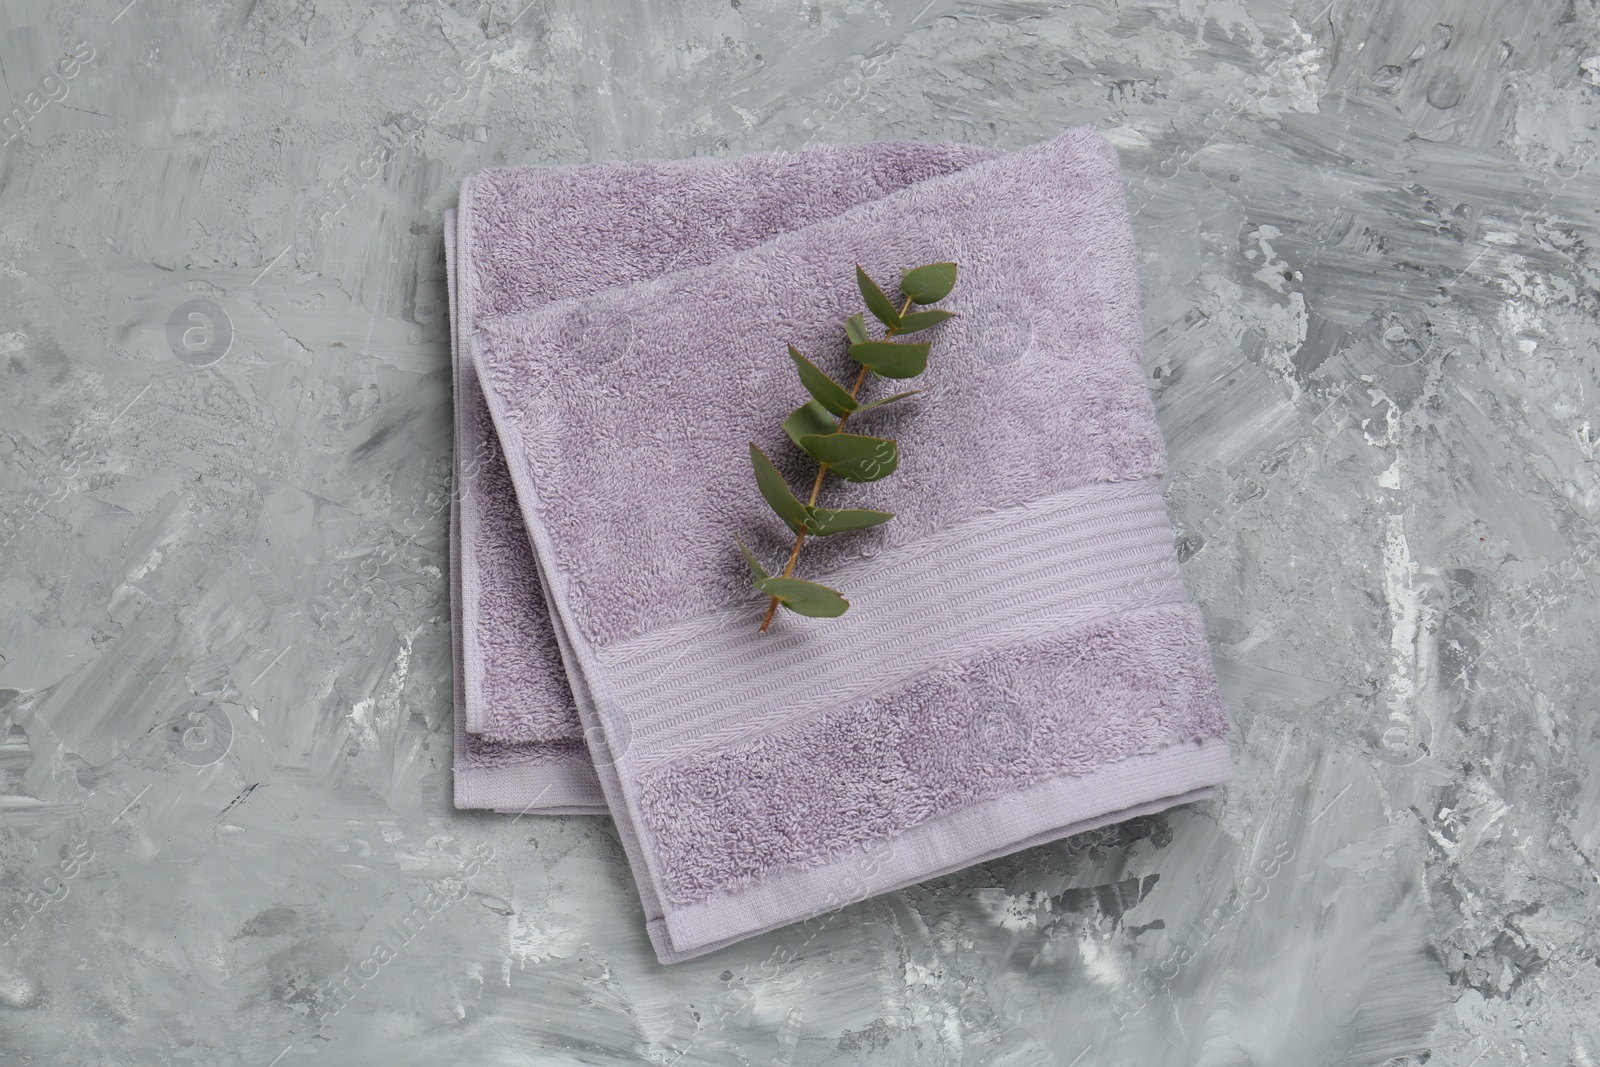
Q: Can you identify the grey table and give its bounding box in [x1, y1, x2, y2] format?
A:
[2, 0, 1596, 1063]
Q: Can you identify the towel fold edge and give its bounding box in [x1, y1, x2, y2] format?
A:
[647, 734, 1232, 963]
[449, 207, 607, 812]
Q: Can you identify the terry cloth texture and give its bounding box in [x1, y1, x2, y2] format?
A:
[449, 126, 1234, 962]
[448, 138, 1001, 795]
[448, 209, 604, 813]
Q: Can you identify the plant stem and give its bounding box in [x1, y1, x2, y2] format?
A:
[758, 293, 916, 634]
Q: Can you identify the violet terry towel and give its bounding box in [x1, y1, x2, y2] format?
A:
[448, 209, 605, 813]
[448, 136, 1008, 810]
[449, 125, 1234, 963]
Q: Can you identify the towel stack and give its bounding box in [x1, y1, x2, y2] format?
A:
[447, 126, 1233, 964]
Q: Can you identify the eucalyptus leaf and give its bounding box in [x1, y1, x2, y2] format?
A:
[854, 389, 922, 414]
[749, 443, 809, 533]
[797, 431, 900, 483]
[788, 345, 858, 417]
[755, 576, 850, 618]
[782, 399, 837, 447]
[896, 309, 955, 333]
[856, 265, 901, 329]
[735, 536, 768, 581]
[900, 262, 958, 304]
[845, 314, 870, 346]
[849, 340, 930, 379]
[805, 506, 894, 535]
[738, 258, 958, 629]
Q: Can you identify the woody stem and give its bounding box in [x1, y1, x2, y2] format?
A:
[758, 294, 915, 634]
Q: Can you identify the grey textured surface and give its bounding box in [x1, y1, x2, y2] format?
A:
[1, 0, 1596, 1063]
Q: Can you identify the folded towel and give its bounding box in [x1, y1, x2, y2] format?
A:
[450, 126, 1234, 963]
[449, 138, 1005, 809]
[448, 208, 605, 813]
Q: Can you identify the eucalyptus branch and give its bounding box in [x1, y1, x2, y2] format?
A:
[756, 292, 914, 633]
[735, 262, 959, 632]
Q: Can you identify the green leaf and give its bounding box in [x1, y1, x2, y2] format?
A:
[735, 536, 768, 581]
[749, 443, 809, 534]
[896, 309, 955, 333]
[805, 506, 894, 535]
[788, 345, 858, 417]
[901, 262, 958, 304]
[849, 340, 930, 379]
[856, 265, 901, 330]
[797, 432, 900, 483]
[782, 399, 837, 448]
[854, 389, 922, 414]
[845, 314, 870, 346]
[755, 577, 850, 618]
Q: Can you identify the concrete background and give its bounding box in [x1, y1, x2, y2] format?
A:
[2, 0, 1598, 1063]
